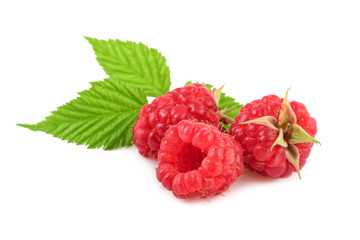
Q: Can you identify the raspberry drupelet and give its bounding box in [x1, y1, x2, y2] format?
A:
[156, 120, 244, 199]
[229, 89, 319, 178]
[133, 83, 219, 158]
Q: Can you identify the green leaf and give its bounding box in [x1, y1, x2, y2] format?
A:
[17, 78, 147, 150]
[217, 89, 242, 120]
[185, 81, 242, 128]
[85, 37, 171, 97]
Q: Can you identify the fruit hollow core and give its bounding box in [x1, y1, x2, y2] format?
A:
[177, 143, 207, 173]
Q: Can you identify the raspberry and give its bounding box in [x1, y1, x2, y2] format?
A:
[156, 120, 244, 199]
[229, 90, 319, 178]
[133, 83, 219, 158]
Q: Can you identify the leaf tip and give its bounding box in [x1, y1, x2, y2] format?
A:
[84, 36, 98, 45]
[17, 123, 35, 130]
[184, 81, 192, 86]
[84, 36, 93, 41]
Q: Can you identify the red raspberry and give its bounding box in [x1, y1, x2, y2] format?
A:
[133, 83, 219, 158]
[229, 90, 319, 178]
[156, 120, 244, 199]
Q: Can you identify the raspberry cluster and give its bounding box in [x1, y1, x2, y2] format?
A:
[19, 38, 320, 200]
[132, 84, 319, 199]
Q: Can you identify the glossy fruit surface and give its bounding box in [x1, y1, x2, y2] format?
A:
[133, 83, 219, 158]
[157, 120, 244, 199]
[229, 91, 319, 178]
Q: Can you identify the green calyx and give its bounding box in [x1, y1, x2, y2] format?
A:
[278, 88, 297, 127]
[271, 128, 288, 149]
[238, 89, 320, 179]
[211, 84, 225, 106]
[288, 124, 321, 145]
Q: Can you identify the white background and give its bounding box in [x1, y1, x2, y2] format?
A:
[1, 1, 359, 239]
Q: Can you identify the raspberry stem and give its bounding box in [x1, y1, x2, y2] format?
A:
[218, 112, 235, 125]
[283, 123, 291, 137]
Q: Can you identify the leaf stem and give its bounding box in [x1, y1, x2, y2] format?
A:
[222, 105, 237, 114]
